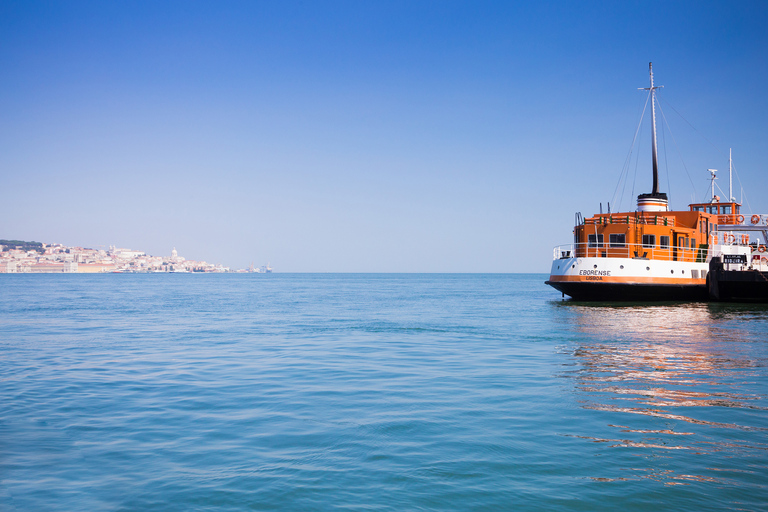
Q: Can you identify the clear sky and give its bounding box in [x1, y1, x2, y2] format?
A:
[2, 1, 767, 272]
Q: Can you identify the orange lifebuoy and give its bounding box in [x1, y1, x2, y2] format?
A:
[763, 256, 768, 265]
[751, 214, 760, 224]
[725, 234, 735, 244]
[736, 214, 744, 224]
[760, 245, 767, 253]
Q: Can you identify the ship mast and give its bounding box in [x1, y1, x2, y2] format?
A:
[729, 148, 733, 201]
[637, 62, 668, 211]
[643, 62, 663, 194]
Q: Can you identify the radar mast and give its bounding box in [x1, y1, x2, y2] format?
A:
[637, 62, 668, 212]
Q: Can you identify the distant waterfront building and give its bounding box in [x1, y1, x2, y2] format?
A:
[28, 263, 65, 273]
[114, 249, 145, 260]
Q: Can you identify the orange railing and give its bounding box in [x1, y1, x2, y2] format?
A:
[585, 214, 676, 227]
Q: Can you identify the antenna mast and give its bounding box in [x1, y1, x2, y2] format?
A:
[729, 148, 733, 201]
[636, 63, 668, 212]
[640, 62, 664, 194]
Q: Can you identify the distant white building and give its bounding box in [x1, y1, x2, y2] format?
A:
[114, 250, 145, 259]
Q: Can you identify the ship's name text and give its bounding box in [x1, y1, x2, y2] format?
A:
[579, 270, 611, 276]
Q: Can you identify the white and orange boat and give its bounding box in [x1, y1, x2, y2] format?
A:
[546, 64, 768, 301]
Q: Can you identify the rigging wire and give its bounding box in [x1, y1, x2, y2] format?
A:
[659, 96, 754, 211]
[656, 100, 698, 197]
[612, 91, 651, 211]
[615, 92, 652, 210]
[660, 105, 672, 204]
[630, 125, 643, 206]
[659, 97, 721, 153]
[731, 160, 753, 213]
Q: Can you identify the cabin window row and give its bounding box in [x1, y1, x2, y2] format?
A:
[588, 234, 626, 248]
[644, 235, 694, 249]
[642, 235, 668, 248]
[691, 205, 736, 215]
[586, 234, 694, 249]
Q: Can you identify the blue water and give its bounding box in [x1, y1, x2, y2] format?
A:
[1, 274, 766, 511]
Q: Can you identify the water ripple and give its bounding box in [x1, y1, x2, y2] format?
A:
[1, 275, 767, 510]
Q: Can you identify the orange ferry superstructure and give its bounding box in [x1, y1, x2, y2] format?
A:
[546, 64, 768, 301]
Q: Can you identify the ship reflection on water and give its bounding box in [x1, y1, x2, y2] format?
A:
[555, 302, 768, 486]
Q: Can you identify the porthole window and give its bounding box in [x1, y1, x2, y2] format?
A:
[646, 267, 650, 271]
[620, 265, 624, 269]
[593, 264, 598, 269]
[671, 270, 674, 274]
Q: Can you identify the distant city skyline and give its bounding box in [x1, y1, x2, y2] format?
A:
[2, 1, 767, 272]
[0, 239, 236, 273]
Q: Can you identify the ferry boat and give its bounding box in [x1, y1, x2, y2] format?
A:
[545, 64, 768, 301]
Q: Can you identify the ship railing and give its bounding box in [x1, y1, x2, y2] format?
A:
[711, 232, 753, 246]
[717, 214, 768, 226]
[584, 213, 768, 227]
[584, 214, 676, 227]
[553, 242, 710, 263]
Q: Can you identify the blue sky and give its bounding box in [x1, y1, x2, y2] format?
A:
[2, 1, 767, 271]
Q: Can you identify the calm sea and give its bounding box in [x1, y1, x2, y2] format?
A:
[1, 274, 766, 511]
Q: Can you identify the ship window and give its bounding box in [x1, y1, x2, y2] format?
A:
[588, 234, 604, 248]
[722, 205, 732, 214]
[609, 234, 626, 247]
[642, 234, 656, 248]
[660, 236, 670, 248]
[691, 238, 696, 248]
[692, 206, 704, 212]
[707, 206, 718, 214]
